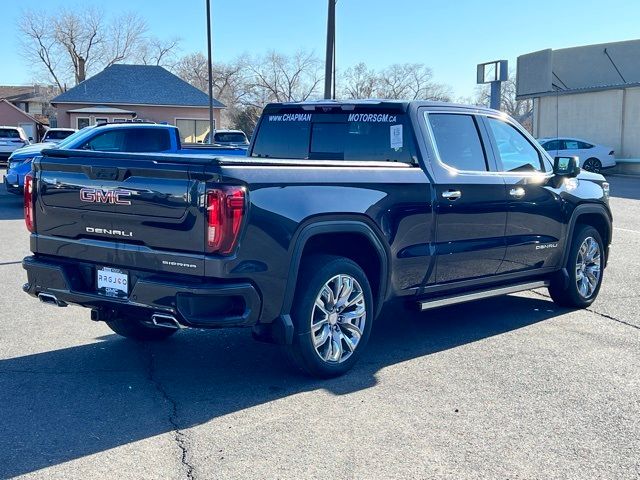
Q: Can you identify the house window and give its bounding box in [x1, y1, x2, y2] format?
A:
[77, 117, 90, 129]
[112, 118, 127, 123]
[176, 118, 213, 143]
[95, 118, 108, 125]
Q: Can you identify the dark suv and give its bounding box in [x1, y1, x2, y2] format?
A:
[22, 100, 612, 377]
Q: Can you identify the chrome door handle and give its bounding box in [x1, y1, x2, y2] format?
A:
[509, 187, 525, 199]
[442, 190, 462, 201]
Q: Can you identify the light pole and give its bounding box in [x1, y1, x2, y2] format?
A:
[206, 0, 215, 142]
[324, 0, 336, 99]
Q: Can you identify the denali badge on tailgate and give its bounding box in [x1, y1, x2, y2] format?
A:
[86, 227, 133, 238]
[80, 187, 132, 205]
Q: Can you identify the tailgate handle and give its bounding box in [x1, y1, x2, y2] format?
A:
[89, 167, 119, 181]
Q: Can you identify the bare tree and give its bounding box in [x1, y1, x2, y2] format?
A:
[244, 50, 322, 104]
[341, 63, 377, 99]
[19, 11, 66, 92]
[175, 50, 322, 134]
[138, 37, 180, 67]
[54, 8, 104, 84]
[173, 52, 209, 92]
[103, 13, 147, 67]
[174, 52, 451, 134]
[19, 6, 179, 91]
[340, 62, 451, 101]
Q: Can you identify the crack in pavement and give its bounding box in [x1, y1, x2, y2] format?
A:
[143, 346, 196, 480]
[531, 289, 640, 331]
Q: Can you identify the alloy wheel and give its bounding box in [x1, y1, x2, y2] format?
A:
[310, 274, 366, 364]
[583, 159, 601, 173]
[575, 236, 601, 299]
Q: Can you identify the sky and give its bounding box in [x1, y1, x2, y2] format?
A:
[2, 0, 640, 99]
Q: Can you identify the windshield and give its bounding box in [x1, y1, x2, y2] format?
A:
[214, 132, 248, 143]
[252, 109, 415, 163]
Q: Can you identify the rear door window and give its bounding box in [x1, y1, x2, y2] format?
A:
[564, 140, 580, 150]
[426, 113, 488, 171]
[252, 110, 415, 163]
[123, 128, 171, 152]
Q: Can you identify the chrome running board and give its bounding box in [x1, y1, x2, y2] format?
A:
[417, 280, 550, 311]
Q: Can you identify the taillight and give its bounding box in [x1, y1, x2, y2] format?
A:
[24, 172, 35, 232]
[206, 186, 245, 254]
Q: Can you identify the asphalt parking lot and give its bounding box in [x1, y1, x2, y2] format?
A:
[0, 174, 638, 480]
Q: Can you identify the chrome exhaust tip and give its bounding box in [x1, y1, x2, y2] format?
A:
[38, 293, 67, 307]
[151, 313, 181, 329]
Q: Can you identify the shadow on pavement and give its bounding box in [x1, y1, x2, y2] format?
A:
[0, 185, 24, 220]
[0, 294, 563, 478]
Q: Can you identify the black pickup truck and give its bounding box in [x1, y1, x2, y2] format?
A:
[22, 100, 612, 377]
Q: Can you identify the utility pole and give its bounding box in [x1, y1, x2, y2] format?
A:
[206, 0, 215, 142]
[324, 0, 336, 99]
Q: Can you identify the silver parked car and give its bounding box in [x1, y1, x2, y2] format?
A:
[0, 126, 30, 166]
[538, 137, 616, 173]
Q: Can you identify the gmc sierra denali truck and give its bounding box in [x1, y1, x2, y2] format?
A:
[22, 100, 612, 377]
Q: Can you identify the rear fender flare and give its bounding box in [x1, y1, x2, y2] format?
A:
[281, 219, 390, 318]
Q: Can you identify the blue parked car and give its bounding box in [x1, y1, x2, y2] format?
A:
[4, 123, 247, 195]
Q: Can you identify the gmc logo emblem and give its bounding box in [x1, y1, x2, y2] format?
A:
[80, 188, 132, 205]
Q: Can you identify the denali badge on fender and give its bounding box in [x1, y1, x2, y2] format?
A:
[80, 188, 132, 205]
[86, 227, 133, 237]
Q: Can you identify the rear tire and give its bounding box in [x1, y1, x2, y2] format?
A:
[548, 225, 604, 308]
[106, 316, 178, 341]
[287, 255, 374, 378]
[582, 158, 602, 173]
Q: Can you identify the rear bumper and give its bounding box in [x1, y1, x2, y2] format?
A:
[22, 255, 262, 328]
[3, 174, 23, 194]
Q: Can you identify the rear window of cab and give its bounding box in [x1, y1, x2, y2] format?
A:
[251, 110, 416, 163]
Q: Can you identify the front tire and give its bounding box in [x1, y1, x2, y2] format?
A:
[548, 225, 604, 308]
[287, 255, 374, 378]
[106, 316, 178, 341]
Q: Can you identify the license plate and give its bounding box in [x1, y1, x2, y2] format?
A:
[97, 267, 129, 298]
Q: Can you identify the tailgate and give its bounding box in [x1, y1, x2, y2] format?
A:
[35, 151, 205, 255]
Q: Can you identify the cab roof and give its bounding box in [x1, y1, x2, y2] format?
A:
[263, 99, 500, 116]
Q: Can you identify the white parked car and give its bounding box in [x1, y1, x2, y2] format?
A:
[538, 137, 616, 173]
[41, 128, 77, 144]
[0, 126, 30, 166]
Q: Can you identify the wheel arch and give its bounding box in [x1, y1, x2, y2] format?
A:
[563, 204, 612, 267]
[281, 218, 391, 318]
